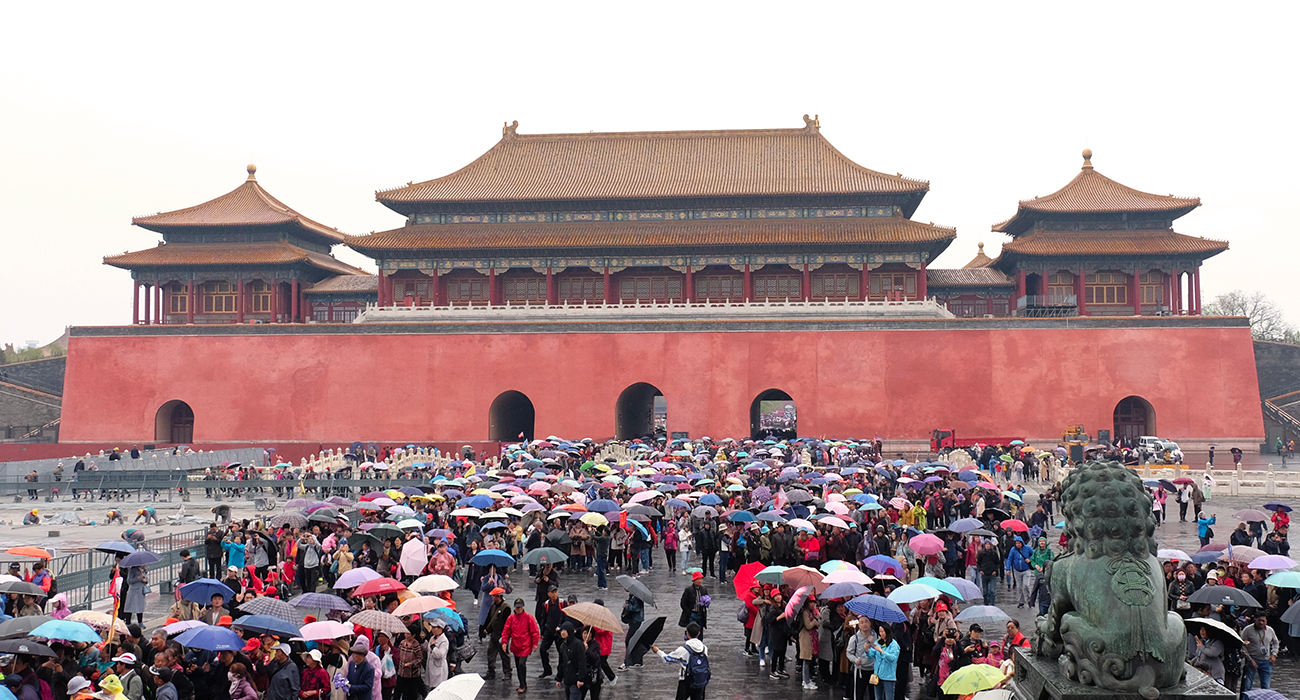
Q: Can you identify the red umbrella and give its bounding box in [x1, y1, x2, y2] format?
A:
[734, 561, 766, 599]
[1172, 478, 1196, 486]
[909, 534, 946, 556]
[352, 577, 408, 597]
[784, 585, 814, 619]
[1001, 520, 1029, 533]
[1197, 543, 1230, 553]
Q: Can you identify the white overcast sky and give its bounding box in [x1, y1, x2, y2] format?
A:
[3, 2, 1297, 344]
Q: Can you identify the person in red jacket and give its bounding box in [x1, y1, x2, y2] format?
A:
[591, 598, 617, 686]
[501, 597, 541, 695]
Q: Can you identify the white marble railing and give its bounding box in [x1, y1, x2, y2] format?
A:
[354, 298, 956, 323]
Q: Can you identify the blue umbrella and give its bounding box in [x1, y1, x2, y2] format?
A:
[472, 549, 516, 568]
[821, 582, 870, 600]
[852, 494, 878, 504]
[424, 608, 465, 632]
[698, 494, 722, 506]
[628, 519, 650, 539]
[728, 511, 756, 523]
[179, 578, 237, 605]
[756, 512, 787, 523]
[1191, 551, 1222, 564]
[119, 550, 162, 568]
[950, 518, 983, 533]
[29, 620, 101, 643]
[480, 521, 507, 531]
[93, 542, 136, 556]
[846, 594, 906, 623]
[957, 471, 979, 483]
[862, 555, 905, 578]
[231, 614, 300, 639]
[665, 498, 690, 509]
[587, 499, 620, 512]
[174, 625, 246, 651]
[458, 495, 493, 509]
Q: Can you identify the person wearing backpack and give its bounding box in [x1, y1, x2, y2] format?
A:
[651, 621, 709, 700]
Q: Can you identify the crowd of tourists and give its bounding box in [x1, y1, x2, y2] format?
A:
[2, 435, 1299, 700]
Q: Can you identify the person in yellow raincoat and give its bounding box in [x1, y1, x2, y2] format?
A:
[898, 506, 916, 529]
[911, 503, 928, 531]
[98, 674, 128, 700]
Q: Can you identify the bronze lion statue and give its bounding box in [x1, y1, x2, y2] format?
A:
[1034, 460, 1186, 699]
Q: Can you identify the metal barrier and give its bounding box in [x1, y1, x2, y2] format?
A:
[3, 477, 433, 503]
[6, 527, 209, 614]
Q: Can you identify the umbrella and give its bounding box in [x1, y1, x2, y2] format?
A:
[270, 512, 309, 528]
[336, 566, 383, 589]
[617, 575, 657, 607]
[888, 583, 942, 604]
[1198, 543, 1230, 552]
[982, 508, 1011, 522]
[823, 569, 872, 585]
[912, 577, 964, 600]
[238, 596, 299, 624]
[289, 592, 354, 611]
[0, 581, 47, 597]
[820, 560, 858, 574]
[580, 513, 609, 527]
[0, 639, 54, 656]
[728, 511, 757, 523]
[784, 585, 814, 619]
[942, 577, 982, 601]
[370, 524, 406, 540]
[1185, 617, 1244, 643]
[623, 616, 666, 664]
[862, 555, 906, 578]
[1236, 509, 1269, 522]
[1245, 692, 1287, 700]
[409, 575, 459, 594]
[29, 620, 100, 643]
[950, 518, 983, 533]
[354, 578, 408, 597]
[909, 534, 945, 556]
[1188, 585, 1261, 607]
[1249, 555, 1298, 570]
[424, 608, 466, 633]
[734, 561, 766, 598]
[691, 506, 718, 518]
[756, 565, 789, 585]
[400, 540, 430, 579]
[66, 610, 128, 635]
[118, 550, 163, 568]
[967, 528, 997, 538]
[231, 615, 301, 638]
[174, 625, 246, 652]
[782, 566, 824, 590]
[393, 596, 450, 617]
[347, 533, 383, 552]
[1220, 547, 1268, 564]
[297, 620, 356, 641]
[471, 550, 516, 568]
[845, 594, 905, 623]
[563, 602, 623, 633]
[1264, 503, 1293, 513]
[180, 578, 237, 605]
[1157, 549, 1192, 561]
[1267, 572, 1300, 589]
[955, 605, 1012, 624]
[163, 620, 207, 636]
[5, 546, 51, 559]
[941, 664, 1006, 695]
[350, 610, 409, 635]
[520, 548, 568, 566]
[757, 512, 787, 523]
[587, 499, 620, 512]
[0, 615, 53, 639]
[93, 541, 136, 555]
[1191, 551, 1223, 564]
[1000, 520, 1029, 533]
[426, 674, 486, 700]
[821, 582, 870, 599]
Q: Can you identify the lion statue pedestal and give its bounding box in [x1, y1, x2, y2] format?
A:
[1010, 460, 1233, 700]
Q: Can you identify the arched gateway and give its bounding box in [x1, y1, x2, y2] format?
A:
[1113, 395, 1155, 442]
[751, 389, 797, 440]
[615, 383, 665, 439]
[489, 391, 536, 442]
[155, 400, 194, 443]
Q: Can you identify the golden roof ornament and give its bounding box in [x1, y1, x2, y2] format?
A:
[802, 114, 820, 134]
[246, 164, 258, 182]
[1081, 148, 1093, 171]
[502, 120, 519, 140]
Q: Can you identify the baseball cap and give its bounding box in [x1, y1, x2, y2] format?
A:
[513, 598, 525, 608]
[228, 565, 239, 572]
[934, 602, 948, 612]
[111, 653, 137, 665]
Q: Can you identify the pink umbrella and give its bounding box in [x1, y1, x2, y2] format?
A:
[977, 482, 997, 489]
[297, 620, 354, 641]
[782, 565, 825, 590]
[909, 534, 946, 556]
[785, 585, 814, 619]
[528, 483, 551, 494]
[889, 497, 910, 510]
[823, 569, 872, 585]
[335, 566, 382, 589]
[826, 502, 850, 515]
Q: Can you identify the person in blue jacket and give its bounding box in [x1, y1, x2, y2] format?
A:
[1003, 537, 1032, 608]
[1197, 512, 1217, 547]
[866, 624, 900, 700]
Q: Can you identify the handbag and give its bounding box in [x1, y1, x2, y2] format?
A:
[869, 674, 880, 685]
[1176, 599, 1191, 610]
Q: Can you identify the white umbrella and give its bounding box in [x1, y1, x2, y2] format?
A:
[409, 574, 459, 593]
[425, 673, 485, 700]
[334, 566, 382, 589]
[399, 539, 429, 579]
[392, 595, 450, 617]
[1157, 549, 1192, 561]
[820, 516, 850, 530]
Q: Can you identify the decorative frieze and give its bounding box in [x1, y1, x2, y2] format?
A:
[411, 205, 899, 226]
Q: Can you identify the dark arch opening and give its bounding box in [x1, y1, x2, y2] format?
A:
[1113, 395, 1155, 443]
[155, 400, 194, 444]
[615, 383, 666, 440]
[489, 390, 535, 442]
[751, 389, 796, 439]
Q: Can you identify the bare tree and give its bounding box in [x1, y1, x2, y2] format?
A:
[1203, 290, 1296, 342]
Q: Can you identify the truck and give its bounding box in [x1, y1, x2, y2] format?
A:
[930, 429, 1025, 452]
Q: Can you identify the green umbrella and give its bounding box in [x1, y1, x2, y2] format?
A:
[369, 524, 404, 540]
[348, 532, 383, 551]
[519, 547, 568, 565]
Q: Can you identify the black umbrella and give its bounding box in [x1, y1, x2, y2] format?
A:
[0, 581, 48, 597]
[1280, 599, 1300, 626]
[1188, 585, 1261, 608]
[967, 528, 997, 538]
[0, 638, 55, 656]
[545, 530, 572, 547]
[623, 505, 660, 517]
[982, 508, 1011, 523]
[0, 615, 53, 639]
[786, 490, 814, 503]
[369, 524, 405, 541]
[93, 542, 136, 556]
[309, 511, 345, 525]
[623, 615, 666, 665]
[616, 575, 656, 608]
[347, 532, 383, 551]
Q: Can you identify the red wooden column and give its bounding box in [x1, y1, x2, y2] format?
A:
[603, 267, 613, 304]
[743, 265, 752, 302]
[141, 283, 150, 325]
[860, 266, 870, 301]
[1193, 268, 1202, 315]
[433, 272, 444, 306]
[377, 270, 387, 306]
[1075, 268, 1087, 316]
[155, 285, 163, 324]
[186, 281, 196, 324]
[236, 280, 245, 323]
[1014, 270, 1026, 310]
[918, 261, 928, 300]
[488, 269, 499, 306]
[545, 268, 556, 305]
[1131, 269, 1142, 316]
[684, 266, 694, 303]
[802, 264, 811, 301]
[291, 279, 300, 322]
[1037, 271, 1048, 297]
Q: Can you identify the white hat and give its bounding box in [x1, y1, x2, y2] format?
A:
[111, 652, 137, 665]
[303, 649, 322, 662]
[67, 678, 92, 695]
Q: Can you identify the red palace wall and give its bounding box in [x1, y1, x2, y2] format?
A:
[58, 318, 1265, 447]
